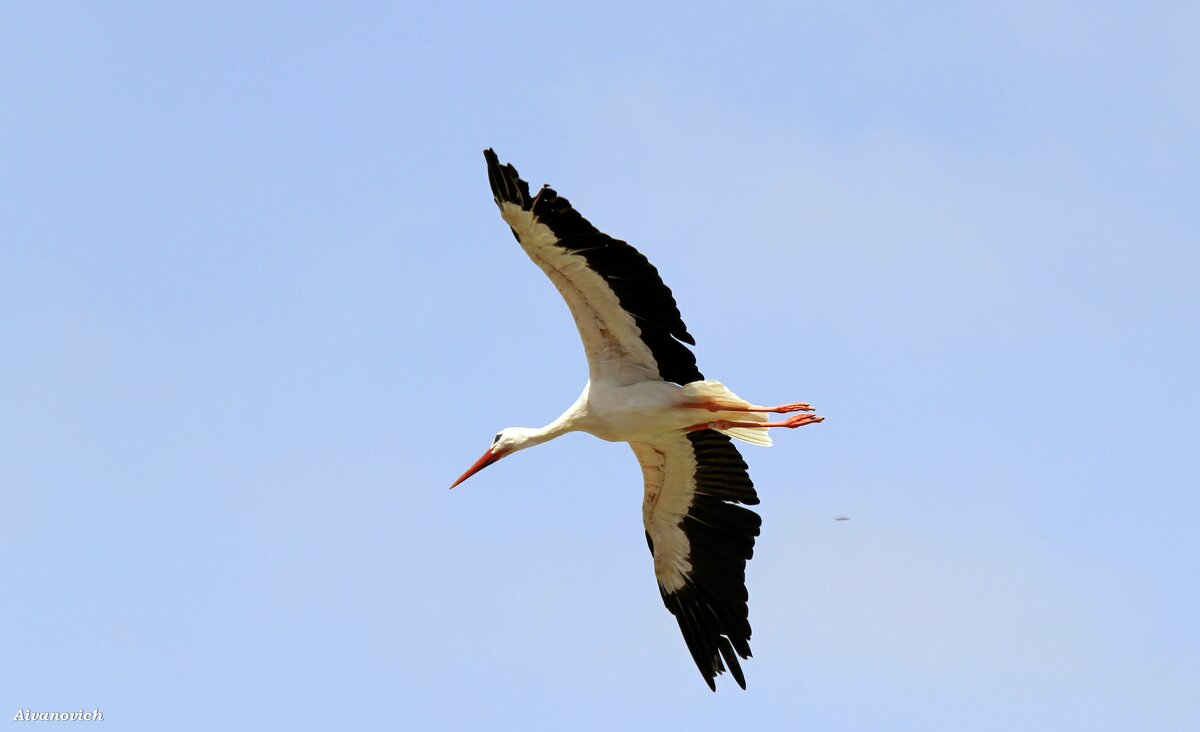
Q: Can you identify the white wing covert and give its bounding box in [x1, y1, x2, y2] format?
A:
[631, 429, 761, 690]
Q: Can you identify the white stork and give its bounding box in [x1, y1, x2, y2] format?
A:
[452, 150, 824, 690]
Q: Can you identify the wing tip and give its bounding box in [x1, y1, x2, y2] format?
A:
[694, 635, 749, 691]
[719, 636, 748, 689]
[483, 148, 531, 210]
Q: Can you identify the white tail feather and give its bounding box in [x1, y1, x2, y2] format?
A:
[717, 426, 773, 447]
[682, 380, 773, 447]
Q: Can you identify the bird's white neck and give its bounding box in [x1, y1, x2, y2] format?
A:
[504, 423, 567, 453]
[505, 384, 588, 453]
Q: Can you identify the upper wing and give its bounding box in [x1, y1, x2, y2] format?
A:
[630, 429, 761, 690]
[484, 149, 703, 386]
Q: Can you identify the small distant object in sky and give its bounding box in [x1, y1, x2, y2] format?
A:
[834, 515, 850, 521]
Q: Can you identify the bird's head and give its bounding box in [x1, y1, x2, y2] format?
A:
[450, 427, 540, 488]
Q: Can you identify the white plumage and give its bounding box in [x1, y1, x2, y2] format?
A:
[452, 150, 824, 690]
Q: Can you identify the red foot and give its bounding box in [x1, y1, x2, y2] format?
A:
[781, 413, 824, 428]
[774, 402, 814, 413]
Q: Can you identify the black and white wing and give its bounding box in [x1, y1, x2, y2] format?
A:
[630, 429, 761, 690]
[484, 149, 702, 387]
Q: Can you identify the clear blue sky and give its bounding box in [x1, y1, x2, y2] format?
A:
[3, 2, 1197, 729]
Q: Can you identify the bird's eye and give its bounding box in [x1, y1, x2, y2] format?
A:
[492, 433, 502, 445]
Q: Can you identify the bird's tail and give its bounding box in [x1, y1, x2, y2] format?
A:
[680, 380, 773, 447]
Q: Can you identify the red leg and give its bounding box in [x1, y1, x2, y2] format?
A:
[686, 414, 825, 432]
[679, 400, 815, 413]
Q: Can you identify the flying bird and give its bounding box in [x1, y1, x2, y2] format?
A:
[453, 149, 824, 690]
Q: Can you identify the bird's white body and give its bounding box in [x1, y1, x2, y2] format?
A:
[530, 379, 770, 445]
[584, 380, 683, 441]
[457, 150, 823, 691]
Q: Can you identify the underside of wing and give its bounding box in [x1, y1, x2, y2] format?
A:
[484, 149, 703, 386]
[631, 430, 761, 690]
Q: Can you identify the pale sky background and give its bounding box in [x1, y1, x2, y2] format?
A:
[3, 2, 1198, 730]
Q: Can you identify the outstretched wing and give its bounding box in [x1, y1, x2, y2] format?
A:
[484, 149, 702, 387]
[630, 429, 761, 690]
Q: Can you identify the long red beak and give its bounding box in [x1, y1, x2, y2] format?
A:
[450, 449, 502, 489]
